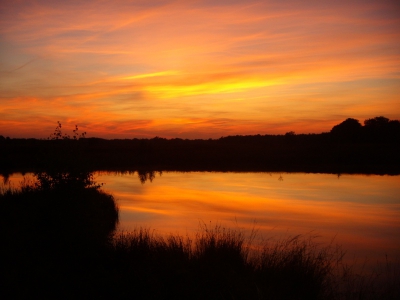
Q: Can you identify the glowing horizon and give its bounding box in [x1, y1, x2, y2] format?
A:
[1, 0, 399, 139]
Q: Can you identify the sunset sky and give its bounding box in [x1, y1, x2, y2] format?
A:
[1, 0, 399, 139]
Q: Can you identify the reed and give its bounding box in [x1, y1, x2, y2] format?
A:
[106, 226, 400, 299]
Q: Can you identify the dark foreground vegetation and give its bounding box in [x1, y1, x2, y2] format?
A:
[0, 117, 399, 298]
[1, 173, 399, 299]
[1, 116, 399, 176]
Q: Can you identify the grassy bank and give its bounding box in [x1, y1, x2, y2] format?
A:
[1, 183, 399, 299]
[105, 227, 399, 300]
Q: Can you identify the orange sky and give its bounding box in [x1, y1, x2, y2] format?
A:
[1, 0, 399, 139]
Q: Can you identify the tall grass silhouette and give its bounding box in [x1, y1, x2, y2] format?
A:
[105, 225, 399, 299]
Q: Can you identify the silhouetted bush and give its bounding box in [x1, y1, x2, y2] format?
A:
[0, 175, 119, 299]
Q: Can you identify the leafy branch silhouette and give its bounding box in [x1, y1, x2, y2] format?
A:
[48, 121, 86, 140]
[38, 122, 98, 191]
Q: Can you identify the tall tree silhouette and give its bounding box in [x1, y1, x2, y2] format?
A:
[330, 118, 362, 140]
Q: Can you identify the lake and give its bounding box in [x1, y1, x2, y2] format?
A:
[3, 171, 400, 269]
[101, 171, 400, 268]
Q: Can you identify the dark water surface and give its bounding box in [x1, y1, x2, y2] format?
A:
[4, 171, 400, 269]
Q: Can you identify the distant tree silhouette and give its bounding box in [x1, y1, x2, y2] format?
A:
[362, 116, 400, 142]
[1, 118, 399, 175]
[331, 118, 362, 133]
[330, 118, 362, 140]
[285, 131, 296, 136]
[388, 119, 400, 133]
[364, 116, 390, 128]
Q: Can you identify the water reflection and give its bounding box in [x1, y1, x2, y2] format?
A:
[102, 172, 400, 265]
[2, 171, 400, 267]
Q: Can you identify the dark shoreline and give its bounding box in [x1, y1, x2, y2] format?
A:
[1, 133, 399, 176]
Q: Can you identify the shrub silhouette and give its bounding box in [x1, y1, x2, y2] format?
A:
[0, 178, 119, 298]
[34, 169, 101, 191]
[35, 122, 93, 189]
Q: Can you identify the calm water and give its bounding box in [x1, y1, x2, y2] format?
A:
[95, 171, 399, 265]
[4, 171, 400, 266]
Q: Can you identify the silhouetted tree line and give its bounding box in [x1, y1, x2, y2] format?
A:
[0, 116, 399, 175]
[330, 116, 400, 142]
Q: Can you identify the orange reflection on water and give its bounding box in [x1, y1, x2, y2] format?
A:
[2, 171, 399, 265]
[97, 172, 400, 264]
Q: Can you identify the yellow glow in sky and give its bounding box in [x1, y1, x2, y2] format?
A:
[144, 77, 284, 98]
[122, 70, 180, 80]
